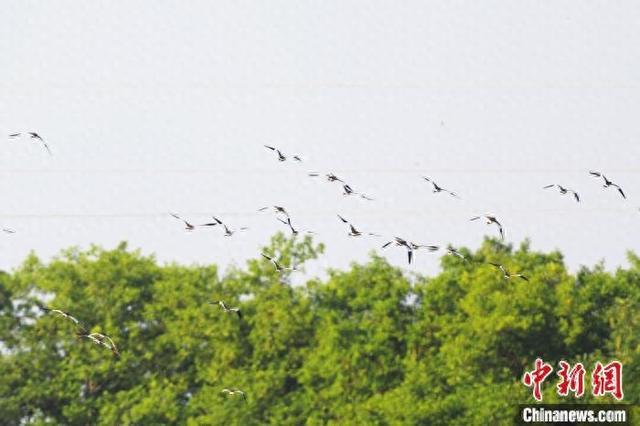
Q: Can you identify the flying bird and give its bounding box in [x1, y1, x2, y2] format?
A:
[76, 331, 120, 356]
[488, 262, 529, 281]
[170, 213, 195, 231]
[264, 145, 302, 162]
[342, 184, 374, 201]
[209, 300, 242, 319]
[337, 215, 380, 237]
[589, 171, 626, 199]
[543, 184, 580, 202]
[258, 205, 289, 218]
[9, 131, 51, 154]
[445, 246, 467, 261]
[222, 388, 247, 400]
[205, 217, 248, 236]
[2, 228, 16, 234]
[470, 214, 504, 240]
[277, 217, 314, 236]
[37, 304, 84, 328]
[308, 172, 344, 183]
[381, 236, 414, 264]
[261, 253, 297, 272]
[422, 176, 459, 198]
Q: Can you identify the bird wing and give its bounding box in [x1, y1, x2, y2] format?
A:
[261, 253, 273, 262]
[9, 133, 21, 138]
[42, 142, 52, 155]
[349, 224, 359, 235]
[572, 191, 580, 202]
[264, 145, 276, 151]
[542, 184, 555, 189]
[517, 274, 529, 281]
[589, 171, 602, 177]
[407, 249, 413, 264]
[381, 241, 392, 249]
[610, 184, 626, 198]
[337, 215, 349, 223]
[469, 216, 481, 221]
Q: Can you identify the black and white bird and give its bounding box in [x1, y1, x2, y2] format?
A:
[543, 184, 580, 202]
[9, 132, 52, 155]
[422, 176, 459, 198]
[277, 217, 314, 236]
[382, 236, 415, 264]
[76, 331, 120, 356]
[258, 205, 290, 218]
[222, 388, 247, 400]
[470, 214, 504, 240]
[2, 228, 15, 234]
[488, 262, 529, 281]
[308, 172, 344, 183]
[342, 184, 374, 201]
[264, 145, 302, 162]
[203, 217, 248, 236]
[445, 246, 467, 261]
[209, 300, 242, 319]
[170, 213, 195, 231]
[261, 253, 297, 272]
[37, 304, 84, 328]
[337, 215, 380, 237]
[589, 171, 626, 199]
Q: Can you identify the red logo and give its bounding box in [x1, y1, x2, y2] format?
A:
[523, 358, 554, 401]
[592, 361, 624, 401]
[557, 361, 585, 397]
[522, 359, 623, 402]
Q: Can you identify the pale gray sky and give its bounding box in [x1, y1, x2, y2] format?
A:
[1, 2, 639, 277]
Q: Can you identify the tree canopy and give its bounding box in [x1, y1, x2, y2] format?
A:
[1, 234, 637, 424]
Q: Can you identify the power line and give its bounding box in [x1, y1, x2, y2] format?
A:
[2, 168, 640, 175]
[0, 207, 637, 220]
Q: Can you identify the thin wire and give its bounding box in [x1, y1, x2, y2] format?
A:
[2, 168, 640, 175]
[0, 207, 637, 219]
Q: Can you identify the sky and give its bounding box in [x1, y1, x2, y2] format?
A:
[1, 1, 639, 279]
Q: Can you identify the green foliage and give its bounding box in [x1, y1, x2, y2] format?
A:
[0, 236, 637, 425]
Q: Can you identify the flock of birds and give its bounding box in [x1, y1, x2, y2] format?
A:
[3, 136, 634, 402]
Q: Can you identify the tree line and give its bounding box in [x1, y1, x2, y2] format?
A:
[0, 233, 637, 425]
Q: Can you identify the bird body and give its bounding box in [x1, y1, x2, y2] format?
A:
[264, 145, 301, 162]
[589, 171, 626, 199]
[222, 388, 247, 400]
[261, 253, 297, 272]
[470, 214, 504, 240]
[488, 262, 529, 281]
[9, 131, 51, 154]
[170, 213, 195, 231]
[543, 184, 580, 202]
[423, 176, 459, 198]
[209, 300, 242, 318]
